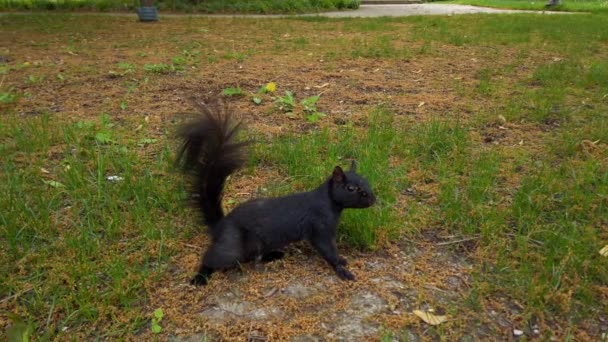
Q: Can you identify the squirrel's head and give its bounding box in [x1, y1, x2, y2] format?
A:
[329, 160, 376, 209]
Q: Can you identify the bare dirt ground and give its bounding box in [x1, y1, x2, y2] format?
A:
[1, 14, 601, 341]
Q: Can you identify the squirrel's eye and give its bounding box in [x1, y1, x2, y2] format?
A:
[346, 185, 356, 192]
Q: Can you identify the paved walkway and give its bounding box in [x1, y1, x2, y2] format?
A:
[311, 4, 570, 17]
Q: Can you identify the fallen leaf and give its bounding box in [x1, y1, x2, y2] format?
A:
[599, 245, 608, 257]
[413, 310, 447, 325]
[263, 288, 278, 297]
[314, 83, 329, 89]
[498, 115, 507, 124]
[418, 102, 425, 108]
[106, 176, 124, 182]
[40, 168, 50, 174]
[43, 180, 65, 188]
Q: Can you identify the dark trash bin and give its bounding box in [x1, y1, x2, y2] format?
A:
[137, 0, 158, 22]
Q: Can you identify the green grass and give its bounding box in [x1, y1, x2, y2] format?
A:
[0, 112, 186, 337]
[254, 107, 406, 248]
[0, 0, 360, 13]
[443, 0, 608, 13]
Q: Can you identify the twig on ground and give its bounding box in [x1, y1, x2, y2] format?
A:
[505, 233, 544, 246]
[0, 285, 34, 304]
[181, 242, 203, 251]
[436, 236, 480, 246]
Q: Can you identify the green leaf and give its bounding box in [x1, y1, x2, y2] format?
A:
[6, 321, 31, 342]
[301, 95, 319, 106]
[252, 97, 262, 105]
[75, 120, 95, 130]
[95, 131, 113, 144]
[276, 91, 296, 111]
[306, 112, 326, 123]
[119, 100, 127, 111]
[171, 56, 186, 65]
[43, 180, 65, 188]
[154, 308, 164, 320]
[6, 314, 32, 342]
[221, 87, 244, 96]
[151, 323, 162, 334]
[100, 112, 112, 126]
[257, 85, 268, 94]
[302, 95, 320, 112]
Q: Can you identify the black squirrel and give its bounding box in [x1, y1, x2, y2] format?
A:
[176, 102, 376, 286]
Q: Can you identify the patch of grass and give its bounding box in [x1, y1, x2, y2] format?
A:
[143, 63, 173, 74]
[497, 155, 608, 316]
[1, 88, 19, 105]
[0, 0, 360, 13]
[351, 35, 412, 59]
[409, 14, 608, 55]
[0, 112, 185, 337]
[221, 86, 244, 96]
[254, 107, 406, 248]
[443, 0, 608, 13]
[408, 119, 469, 166]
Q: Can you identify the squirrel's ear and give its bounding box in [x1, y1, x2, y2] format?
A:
[349, 160, 357, 172]
[332, 166, 345, 183]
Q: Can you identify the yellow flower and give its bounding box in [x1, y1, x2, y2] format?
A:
[265, 82, 276, 93]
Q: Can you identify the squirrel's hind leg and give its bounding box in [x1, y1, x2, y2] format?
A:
[261, 250, 285, 263]
[191, 226, 244, 286]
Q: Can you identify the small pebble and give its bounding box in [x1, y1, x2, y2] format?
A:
[513, 329, 524, 337]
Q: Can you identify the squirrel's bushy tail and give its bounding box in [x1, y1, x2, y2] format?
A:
[176, 102, 248, 230]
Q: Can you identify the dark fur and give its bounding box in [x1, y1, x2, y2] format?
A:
[176, 102, 376, 286]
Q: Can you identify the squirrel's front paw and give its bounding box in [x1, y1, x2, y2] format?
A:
[335, 266, 355, 281]
[190, 274, 208, 286]
[337, 256, 348, 266]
